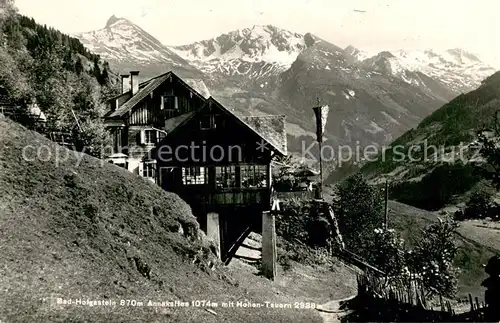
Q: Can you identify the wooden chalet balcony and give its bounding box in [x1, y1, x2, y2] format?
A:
[176, 187, 271, 210]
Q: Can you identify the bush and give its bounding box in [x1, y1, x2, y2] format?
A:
[408, 217, 460, 297]
[275, 199, 311, 243]
[365, 228, 406, 276]
[335, 173, 384, 258]
[463, 188, 494, 220]
[72, 119, 111, 158]
[276, 199, 333, 246]
[306, 217, 331, 248]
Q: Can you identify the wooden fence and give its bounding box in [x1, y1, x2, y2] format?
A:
[354, 271, 487, 321]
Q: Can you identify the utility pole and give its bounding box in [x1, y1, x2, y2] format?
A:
[318, 139, 323, 197]
[313, 99, 329, 200]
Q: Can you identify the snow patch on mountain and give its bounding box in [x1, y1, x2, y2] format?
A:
[183, 78, 211, 99]
[345, 45, 371, 61]
[367, 121, 384, 134]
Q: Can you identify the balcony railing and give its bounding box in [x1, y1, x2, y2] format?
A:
[178, 187, 270, 208]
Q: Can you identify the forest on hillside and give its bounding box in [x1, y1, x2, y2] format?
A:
[0, 3, 119, 156]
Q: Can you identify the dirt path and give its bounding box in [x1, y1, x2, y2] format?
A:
[226, 233, 358, 322]
[316, 296, 355, 323]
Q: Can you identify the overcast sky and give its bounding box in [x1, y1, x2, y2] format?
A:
[15, 0, 500, 67]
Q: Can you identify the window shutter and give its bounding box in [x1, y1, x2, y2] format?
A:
[139, 130, 145, 145]
[138, 162, 144, 176]
[174, 96, 178, 110]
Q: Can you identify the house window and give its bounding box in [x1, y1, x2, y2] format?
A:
[241, 165, 268, 188]
[182, 167, 207, 185]
[144, 129, 157, 145]
[142, 162, 155, 178]
[215, 166, 238, 189]
[162, 95, 178, 110]
[200, 114, 215, 130]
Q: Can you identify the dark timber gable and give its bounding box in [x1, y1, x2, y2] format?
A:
[154, 97, 275, 167]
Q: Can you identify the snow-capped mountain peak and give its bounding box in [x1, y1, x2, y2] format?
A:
[172, 25, 305, 64]
[169, 25, 308, 80]
[105, 15, 126, 28]
[74, 15, 201, 77]
[385, 48, 496, 93]
[74, 16, 497, 95]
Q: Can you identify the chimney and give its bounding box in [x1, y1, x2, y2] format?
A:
[120, 74, 130, 94]
[130, 71, 140, 95]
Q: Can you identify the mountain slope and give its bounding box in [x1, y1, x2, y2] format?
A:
[76, 16, 203, 79]
[0, 116, 325, 322]
[278, 34, 456, 149]
[361, 71, 500, 210]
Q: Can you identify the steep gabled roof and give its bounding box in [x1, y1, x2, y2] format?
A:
[166, 97, 287, 156]
[106, 71, 210, 119]
[108, 74, 170, 118]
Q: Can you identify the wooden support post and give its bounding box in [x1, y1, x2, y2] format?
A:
[318, 140, 323, 200]
[267, 162, 273, 207]
[262, 210, 276, 280]
[206, 212, 221, 260]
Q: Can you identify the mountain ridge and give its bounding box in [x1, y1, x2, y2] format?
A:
[73, 16, 497, 156]
[75, 15, 496, 95]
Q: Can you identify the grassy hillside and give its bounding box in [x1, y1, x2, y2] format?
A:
[361, 71, 500, 210]
[0, 116, 323, 323]
[386, 201, 495, 299]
